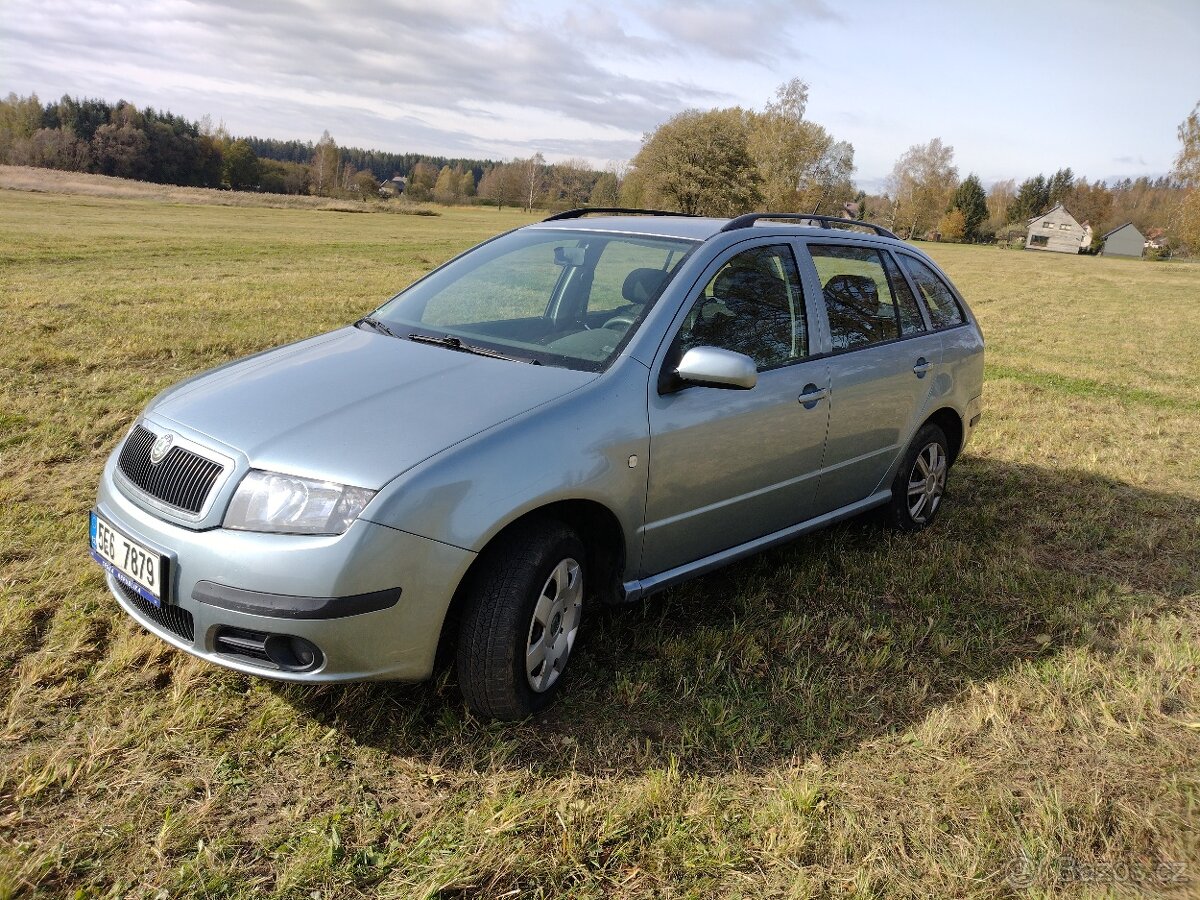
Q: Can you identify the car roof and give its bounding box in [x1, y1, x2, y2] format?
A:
[525, 214, 909, 247]
[525, 216, 729, 241]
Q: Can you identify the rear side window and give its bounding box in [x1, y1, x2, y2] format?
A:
[883, 253, 927, 336]
[899, 256, 966, 328]
[808, 245, 901, 351]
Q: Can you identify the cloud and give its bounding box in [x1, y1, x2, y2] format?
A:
[637, 0, 839, 63]
[0, 0, 832, 163]
[1113, 155, 1149, 166]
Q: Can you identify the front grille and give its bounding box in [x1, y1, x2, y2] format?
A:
[118, 425, 223, 515]
[115, 578, 196, 643]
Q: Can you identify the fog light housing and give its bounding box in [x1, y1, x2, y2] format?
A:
[264, 634, 324, 672]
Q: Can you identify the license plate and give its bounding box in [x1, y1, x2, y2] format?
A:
[89, 511, 168, 607]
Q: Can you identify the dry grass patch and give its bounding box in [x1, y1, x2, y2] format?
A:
[0, 165, 440, 215]
[0, 192, 1197, 898]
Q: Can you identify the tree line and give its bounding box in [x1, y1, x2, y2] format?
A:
[2, 89, 1196, 253]
[867, 138, 1190, 253]
[242, 135, 490, 183]
[0, 92, 507, 199]
[869, 120, 1200, 255]
[0, 92, 620, 207]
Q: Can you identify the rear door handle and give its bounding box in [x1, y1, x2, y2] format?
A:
[799, 384, 828, 408]
[913, 358, 931, 377]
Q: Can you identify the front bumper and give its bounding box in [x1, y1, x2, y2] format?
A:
[95, 453, 475, 682]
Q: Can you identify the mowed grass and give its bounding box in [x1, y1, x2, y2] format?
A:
[1, 187, 1198, 899]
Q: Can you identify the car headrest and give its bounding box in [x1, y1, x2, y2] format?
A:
[622, 268, 669, 304]
[713, 263, 786, 307]
[823, 274, 879, 309]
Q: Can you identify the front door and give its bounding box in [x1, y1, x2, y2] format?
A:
[642, 242, 830, 577]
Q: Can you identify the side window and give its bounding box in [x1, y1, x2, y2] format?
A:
[882, 252, 927, 336]
[809, 245, 900, 351]
[674, 244, 807, 370]
[899, 256, 966, 328]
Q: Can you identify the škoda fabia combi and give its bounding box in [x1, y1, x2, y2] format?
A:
[91, 209, 983, 720]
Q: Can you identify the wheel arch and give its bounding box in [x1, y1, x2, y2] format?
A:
[922, 406, 965, 464]
[432, 498, 627, 669]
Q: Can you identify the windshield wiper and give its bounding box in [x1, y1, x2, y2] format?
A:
[406, 332, 538, 364]
[355, 315, 399, 338]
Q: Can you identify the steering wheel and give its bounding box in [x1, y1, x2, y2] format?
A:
[602, 315, 636, 331]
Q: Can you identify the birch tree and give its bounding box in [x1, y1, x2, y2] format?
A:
[887, 138, 957, 239]
[310, 130, 338, 196]
[1174, 101, 1200, 252]
[747, 79, 855, 213]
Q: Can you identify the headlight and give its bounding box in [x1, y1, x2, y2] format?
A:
[223, 470, 376, 535]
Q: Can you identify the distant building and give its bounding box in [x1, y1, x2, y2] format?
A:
[1025, 202, 1088, 253]
[379, 175, 407, 197]
[1100, 222, 1146, 258]
[1145, 228, 1167, 250]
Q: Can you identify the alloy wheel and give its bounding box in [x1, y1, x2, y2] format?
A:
[525, 557, 583, 693]
[907, 442, 947, 524]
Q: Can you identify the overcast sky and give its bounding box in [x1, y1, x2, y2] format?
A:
[2, 0, 1197, 188]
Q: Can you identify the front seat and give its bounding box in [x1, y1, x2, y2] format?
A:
[690, 261, 793, 368]
[601, 267, 668, 327]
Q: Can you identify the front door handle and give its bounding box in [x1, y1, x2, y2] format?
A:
[799, 384, 828, 408]
[913, 358, 931, 377]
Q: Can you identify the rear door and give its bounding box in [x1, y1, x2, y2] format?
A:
[799, 242, 943, 514]
[642, 241, 830, 576]
[895, 253, 985, 443]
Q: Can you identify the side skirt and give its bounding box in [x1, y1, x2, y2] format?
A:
[621, 490, 891, 603]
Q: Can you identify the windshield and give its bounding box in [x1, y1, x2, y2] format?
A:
[372, 228, 697, 370]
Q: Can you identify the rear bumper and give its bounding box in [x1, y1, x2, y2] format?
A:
[95, 453, 475, 682]
[962, 394, 983, 453]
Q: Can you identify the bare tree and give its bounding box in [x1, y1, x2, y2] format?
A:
[520, 152, 546, 212]
[310, 130, 339, 197]
[478, 162, 523, 210]
[547, 157, 593, 209]
[986, 178, 1016, 230]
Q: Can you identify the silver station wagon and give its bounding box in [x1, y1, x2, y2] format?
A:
[91, 209, 984, 720]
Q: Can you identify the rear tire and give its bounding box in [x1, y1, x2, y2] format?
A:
[886, 423, 949, 531]
[456, 520, 585, 721]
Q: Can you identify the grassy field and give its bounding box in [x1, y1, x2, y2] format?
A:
[1, 185, 1198, 899]
[0, 165, 440, 214]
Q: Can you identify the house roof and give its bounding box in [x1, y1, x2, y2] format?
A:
[1101, 222, 1143, 240]
[1026, 202, 1082, 229]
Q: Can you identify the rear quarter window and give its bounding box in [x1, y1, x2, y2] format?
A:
[898, 256, 966, 329]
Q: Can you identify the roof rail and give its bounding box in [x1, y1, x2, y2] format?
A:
[542, 207, 697, 222]
[720, 213, 898, 239]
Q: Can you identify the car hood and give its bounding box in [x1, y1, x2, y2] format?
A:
[146, 326, 596, 489]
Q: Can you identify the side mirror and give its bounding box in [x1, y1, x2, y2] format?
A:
[674, 346, 757, 390]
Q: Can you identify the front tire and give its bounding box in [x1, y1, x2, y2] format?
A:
[886, 423, 949, 531]
[456, 520, 585, 721]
